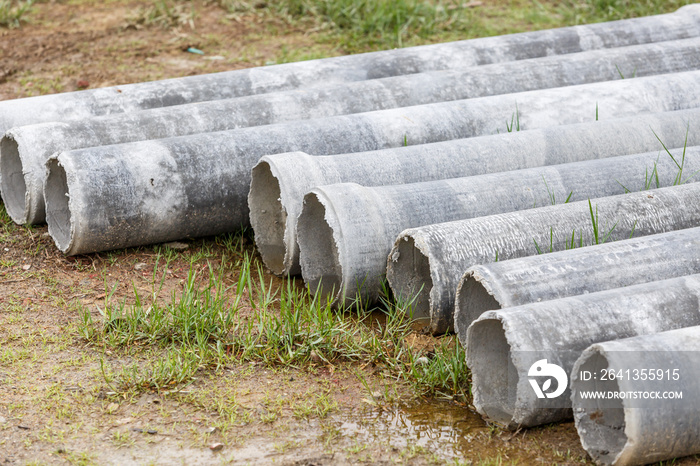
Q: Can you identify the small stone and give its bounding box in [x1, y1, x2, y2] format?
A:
[134, 262, 147, 271]
[209, 443, 224, 451]
[146, 429, 157, 435]
[164, 241, 189, 250]
[206, 426, 217, 434]
[21, 264, 31, 271]
[309, 350, 322, 363]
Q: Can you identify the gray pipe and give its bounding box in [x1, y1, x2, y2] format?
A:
[296, 148, 700, 308]
[44, 71, 700, 256]
[453, 195, 700, 345]
[571, 327, 700, 466]
[394, 179, 700, 335]
[3, 5, 700, 133]
[10, 38, 700, 226]
[252, 107, 700, 277]
[466, 273, 700, 429]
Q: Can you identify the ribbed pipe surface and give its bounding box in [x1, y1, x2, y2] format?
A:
[11, 38, 700, 225]
[253, 107, 700, 276]
[296, 148, 700, 309]
[2, 5, 700, 132]
[43, 71, 700, 255]
[466, 273, 700, 429]
[572, 327, 700, 466]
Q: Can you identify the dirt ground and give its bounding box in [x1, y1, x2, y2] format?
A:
[1, 1, 699, 465]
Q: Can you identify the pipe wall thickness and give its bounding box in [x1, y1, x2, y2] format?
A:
[2, 5, 700, 132]
[571, 327, 700, 466]
[393, 180, 700, 335]
[253, 107, 700, 277]
[44, 72, 700, 255]
[11, 38, 700, 225]
[453, 199, 700, 344]
[466, 274, 700, 429]
[296, 148, 700, 309]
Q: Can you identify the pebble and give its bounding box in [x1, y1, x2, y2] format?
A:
[209, 443, 224, 451]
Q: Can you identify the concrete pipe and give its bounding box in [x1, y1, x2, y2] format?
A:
[10, 38, 700, 226]
[252, 107, 700, 277]
[453, 191, 700, 344]
[3, 4, 700, 132]
[466, 273, 700, 429]
[43, 70, 700, 255]
[571, 326, 700, 465]
[395, 179, 700, 335]
[296, 148, 700, 309]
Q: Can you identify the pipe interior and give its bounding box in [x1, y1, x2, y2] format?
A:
[297, 193, 343, 304]
[456, 275, 502, 345]
[468, 318, 519, 425]
[44, 158, 73, 252]
[574, 350, 628, 464]
[0, 136, 28, 223]
[249, 162, 288, 275]
[388, 236, 433, 322]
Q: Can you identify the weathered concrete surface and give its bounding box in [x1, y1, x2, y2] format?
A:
[394, 179, 700, 335]
[11, 37, 700, 225]
[466, 273, 700, 429]
[42, 71, 700, 255]
[296, 148, 700, 309]
[253, 107, 700, 277]
[3, 4, 700, 132]
[453, 198, 700, 344]
[572, 327, 700, 466]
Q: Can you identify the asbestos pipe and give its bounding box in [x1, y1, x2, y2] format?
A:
[3, 5, 700, 132]
[252, 107, 700, 277]
[453, 202, 700, 345]
[10, 38, 700, 226]
[44, 72, 700, 256]
[571, 327, 700, 466]
[296, 148, 700, 308]
[465, 274, 700, 429]
[394, 180, 700, 335]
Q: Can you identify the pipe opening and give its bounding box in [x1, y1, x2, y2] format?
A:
[387, 236, 432, 322]
[249, 161, 288, 275]
[574, 350, 627, 464]
[456, 274, 502, 346]
[44, 158, 73, 252]
[0, 136, 28, 223]
[297, 193, 343, 304]
[468, 318, 519, 426]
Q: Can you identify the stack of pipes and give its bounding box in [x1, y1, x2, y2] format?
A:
[3, 6, 700, 464]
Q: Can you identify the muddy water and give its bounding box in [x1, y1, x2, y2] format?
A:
[340, 400, 489, 460]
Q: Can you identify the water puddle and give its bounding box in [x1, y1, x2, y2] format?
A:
[339, 399, 489, 459]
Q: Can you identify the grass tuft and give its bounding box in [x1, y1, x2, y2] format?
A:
[0, 0, 32, 29]
[78, 251, 469, 403]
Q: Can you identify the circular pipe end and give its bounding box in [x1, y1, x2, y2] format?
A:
[467, 315, 519, 428]
[0, 135, 30, 224]
[297, 191, 344, 305]
[387, 235, 433, 325]
[45, 157, 75, 254]
[455, 269, 502, 347]
[249, 161, 291, 276]
[572, 347, 628, 466]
